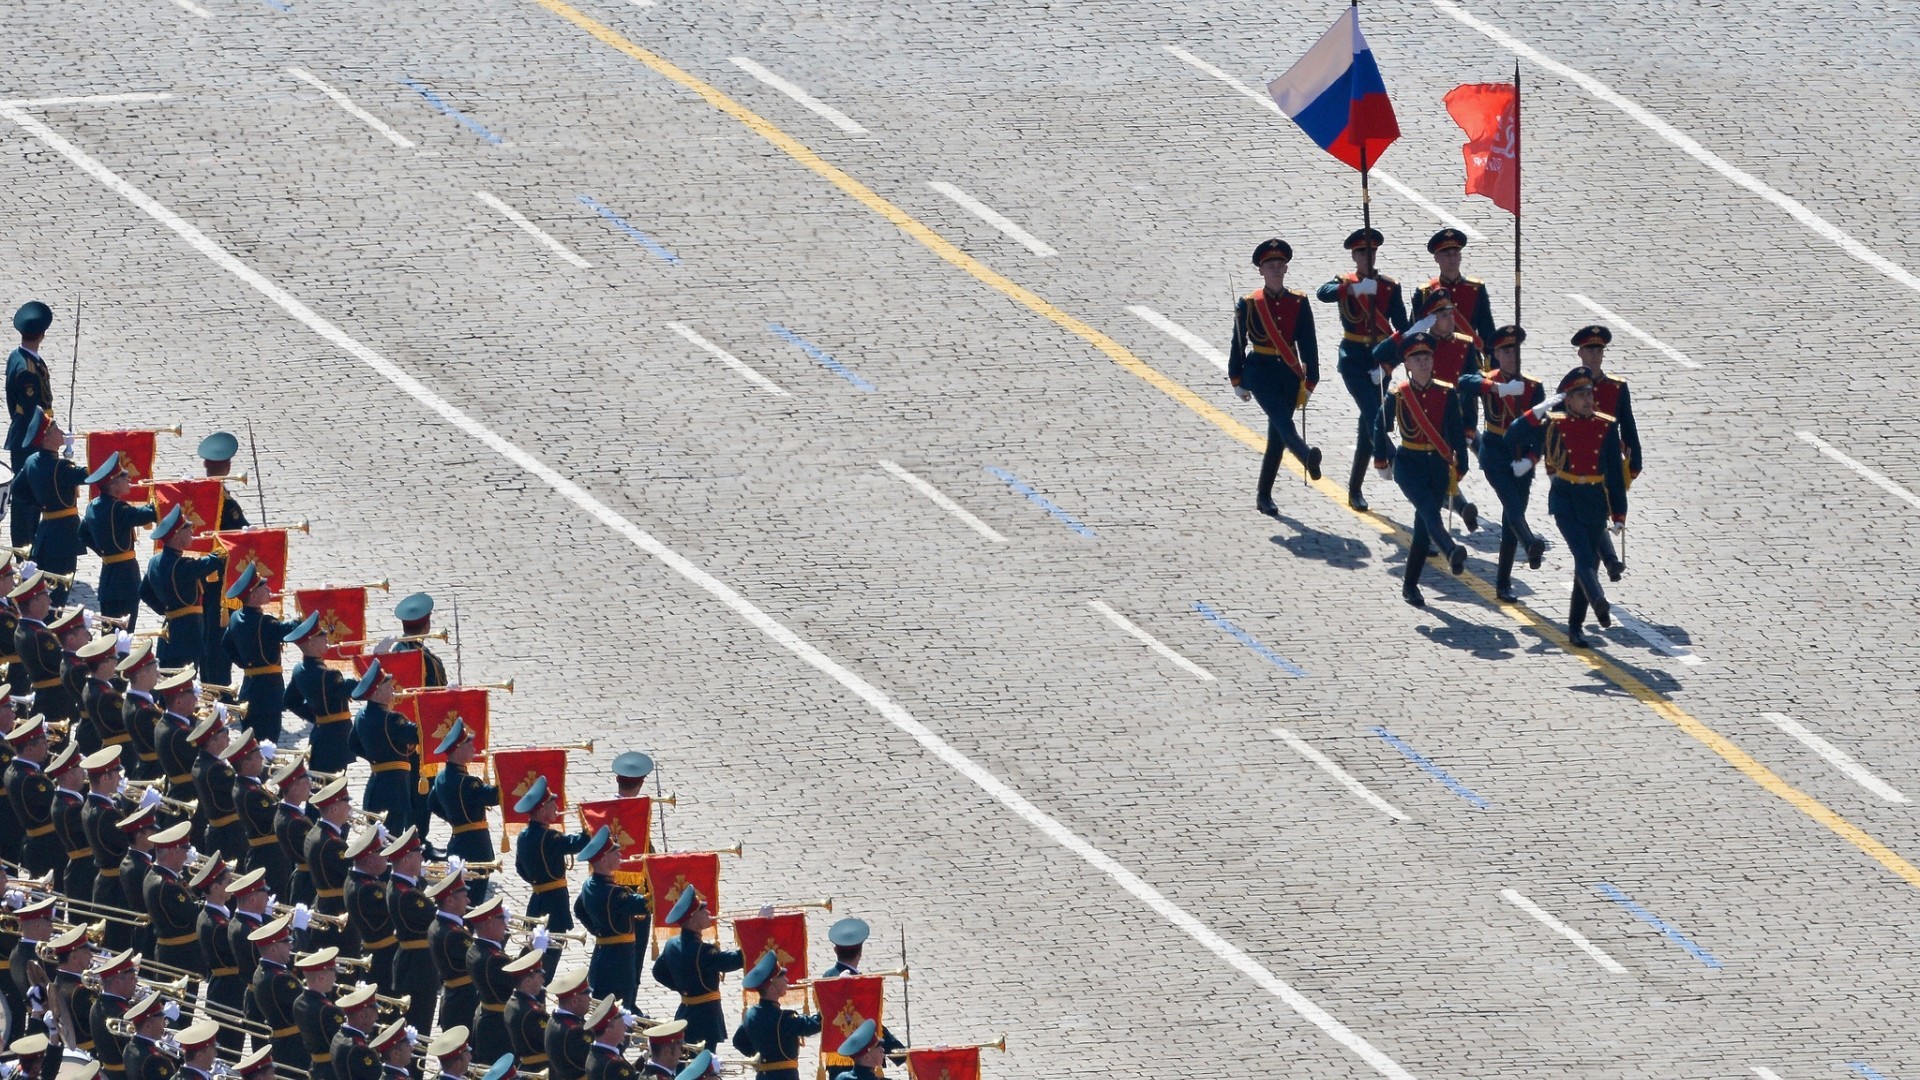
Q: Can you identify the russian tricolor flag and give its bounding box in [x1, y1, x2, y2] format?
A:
[1267, 8, 1401, 172]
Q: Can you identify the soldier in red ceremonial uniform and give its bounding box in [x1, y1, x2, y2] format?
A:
[1458, 326, 1547, 601]
[1512, 366, 1629, 648]
[1230, 238, 1322, 517]
[1572, 325, 1639, 581]
[1412, 230, 1498, 357]
[1317, 228, 1409, 511]
[1373, 292, 1482, 532]
[1374, 333, 1470, 608]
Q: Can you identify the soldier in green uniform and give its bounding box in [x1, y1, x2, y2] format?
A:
[649, 883, 739, 1055]
[73, 633, 121, 759]
[10, 572, 66, 728]
[382, 825, 440, 1034]
[1458, 325, 1547, 600]
[1316, 228, 1409, 511]
[514, 775, 589, 978]
[611, 751, 653, 799]
[732, 951, 820, 1080]
[18, 408, 88, 607]
[139, 507, 225, 678]
[194, 432, 249, 689]
[172, 1019, 222, 1080]
[349, 659, 415, 834]
[49, 740, 91, 900]
[117, 801, 162, 958]
[0, 558, 26, 705]
[427, 872, 478, 1050]
[818, 918, 904, 1061]
[370, 1017, 414, 1080]
[145, 820, 204, 979]
[828, 1019, 886, 1080]
[1411, 230, 1498, 359]
[342, 826, 398, 994]
[221, 565, 294, 744]
[1229, 239, 1322, 517]
[504, 949, 551, 1069]
[119, 991, 172, 1080]
[428, 1026, 473, 1080]
[7, 302, 55, 548]
[430, 719, 498, 904]
[577, 825, 649, 1010]
[673, 1049, 718, 1080]
[47, 921, 95, 1058]
[283, 613, 354, 774]
[547, 969, 596, 1080]
[226, 867, 270, 1027]
[328, 981, 382, 1080]
[152, 668, 200, 818]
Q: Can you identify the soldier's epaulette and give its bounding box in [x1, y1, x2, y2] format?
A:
[1595, 410, 1617, 422]
[1463, 276, 1483, 286]
[1450, 332, 1473, 344]
[1433, 378, 1456, 389]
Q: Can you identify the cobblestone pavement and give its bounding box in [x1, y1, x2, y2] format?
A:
[5, 1, 1920, 1076]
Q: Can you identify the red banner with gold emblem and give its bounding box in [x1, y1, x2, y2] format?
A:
[212, 528, 290, 612]
[576, 798, 652, 887]
[295, 587, 367, 662]
[645, 851, 719, 937]
[150, 479, 224, 550]
[492, 747, 566, 852]
[813, 974, 884, 1071]
[86, 430, 157, 500]
[732, 911, 807, 991]
[406, 687, 491, 794]
[353, 649, 425, 690]
[907, 1048, 982, 1080]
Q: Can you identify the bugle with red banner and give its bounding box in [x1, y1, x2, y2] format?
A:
[150, 479, 225, 547]
[814, 974, 886, 1072]
[907, 1045, 998, 1080]
[730, 911, 807, 993]
[86, 429, 162, 500]
[492, 746, 569, 851]
[577, 797, 654, 887]
[353, 649, 425, 690]
[407, 687, 493, 793]
[213, 528, 291, 611]
[296, 586, 369, 662]
[645, 850, 728, 942]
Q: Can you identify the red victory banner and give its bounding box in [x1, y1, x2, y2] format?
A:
[86, 430, 157, 499]
[576, 797, 653, 888]
[353, 649, 425, 690]
[295, 586, 367, 662]
[732, 911, 807, 993]
[907, 1048, 982, 1080]
[492, 747, 567, 851]
[645, 851, 719, 937]
[212, 528, 290, 611]
[813, 975, 884, 1072]
[1444, 81, 1520, 215]
[150, 479, 224, 550]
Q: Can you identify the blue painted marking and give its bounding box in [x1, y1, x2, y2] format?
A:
[983, 467, 1098, 538]
[262, 0, 292, 10]
[1369, 726, 1489, 807]
[1591, 882, 1724, 969]
[767, 323, 876, 392]
[1847, 1065, 1894, 1080]
[577, 196, 680, 264]
[399, 78, 504, 146]
[1193, 602, 1306, 677]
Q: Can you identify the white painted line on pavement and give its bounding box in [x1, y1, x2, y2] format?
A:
[171, 0, 212, 17]
[927, 182, 1057, 258]
[665, 322, 789, 396]
[729, 58, 868, 135]
[1500, 888, 1628, 975]
[1764, 712, 1909, 805]
[1797, 432, 1920, 513]
[1126, 306, 1228, 371]
[878, 460, 1008, 543]
[1434, 1, 1920, 298]
[1270, 728, 1409, 822]
[0, 105, 1419, 1080]
[473, 191, 590, 268]
[1750, 1069, 1785, 1080]
[285, 68, 416, 149]
[1560, 583, 1701, 665]
[1087, 600, 1214, 680]
[0, 92, 177, 108]
[1164, 45, 1484, 242]
[1566, 294, 1700, 370]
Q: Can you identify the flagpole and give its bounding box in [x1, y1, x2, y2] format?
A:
[1513, 59, 1522, 335]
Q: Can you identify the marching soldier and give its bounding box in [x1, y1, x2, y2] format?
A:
[577, 826, 648, 1010]
[463, 895, 515, 1065]
[19, 409, 89, 608]
[515, 775, 588, 977]
[269, 755, 313, 905]
[328, 982, 382, 1080]
[76, 633, 126, 765]
[583, 996, 636, 1080]
[230, 730, 279, 881]
[7, 714, 62, 875]
[1372, 293, 1482, 530]
[1316, 228, 1409, 511]
[49, 742, 89, 898]
[1374, 332, 1472, 608]
[1458, 325, 1548, 601]
[189, 717, 246, 862]
[342, 827, 398, 995]
[732, 951, 820, 1080]
[504, 949, 550, 1069]
[303, 776, 357, 953]
[349, 659, 415, 834]
[283, 612, 355, 774]
[89, 948, 139, 1079]
[546, 969, 595, 1080]
[1510, 367, 1630, 648]
[829, 1020, 887, 1080]
[428, 1026, 473, 1080]
[611, 752, 653, 800]
[190, 855, 246, 1053]
[8, 302, 56, 547]
[819, 918, 905, 1061]
[145, 820, 202, 977]
[427, 872, 478, 1048]
[1229, 239, 1322, 517]
[7, 894, 55, 1042]
[382, 825, 440, 1034]
[429, 720, 498, 904]
[139, 507, 226, 679]
[246, 914, 304, 1069]
[221, 566, 294, 744]
[1572, 325, 1639, 580]
[650, 884, 739, 1055]
[1412, 230, 1498, 359]
[53, 610, 89, 734]
[194, 432, 249, 689]
[293, 948, 344, 1073]
[118, 641, 164, 782]
[389, 593, 449, 687]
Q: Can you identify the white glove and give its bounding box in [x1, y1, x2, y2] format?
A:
[1374, 462, 1394, 481]
[1511, 458, 1535, 477]
[39, 1010, 55, 1029]
[115, 630, 132, 655]
[1530, 392, 1565, 420]
[60, 435, 74, 458]
[530, 928, 550, 952]
[265, 892, 277, 911]
[1609, 521, 1626, 537]
[81, 607, 96, 630]
[372, 634, 398, 656]
[291, 903, 312, 930]
[445, 855, 467, 878]
[163, 999, 180, 1021]
[1234, 385, 1251, 402]
[1407, 315, 1437, 336]
[1389, 369, 1409, 393]
[403, 1026, 419, 1047]
[377, 824, 392, 844]
[258, 740, 276, 762]
[1496, 380, 1526, 398]
[17, 561, 37, 581]
[140, 787, 162, 809]
[1351, 278, 1378, 297]
[4, 889, 25, 909]
[1368, 365, 1384, 386]
[757, 904, 775, 918]
[186, 846, 203, 864]
[25, 986, 42, 1010]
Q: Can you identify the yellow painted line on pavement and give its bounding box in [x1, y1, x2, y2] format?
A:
[529, 0, 1920, 892]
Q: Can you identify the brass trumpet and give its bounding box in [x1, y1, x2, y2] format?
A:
[93, 613, 131, 629]
[272, 903, 348, 928]
[715, 897, 832, 920]
[511, 926, 589, 946]
[35, 570, 76, 587]
[376, 992, 411, 1012]
[483, 739, 593, 757]
[398, 677, 511, 697]
[154, 472, 249, 486]
[790, 965, 908, 989]
[903, 1035, 1007, 1053]
[332, 629, 449, 649]
[145, 424, 185, 437]
[47, 893, 153, 928]
[198, 682, 238, 697]
[425, 859, 500, 875]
